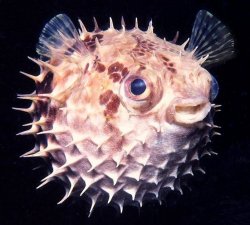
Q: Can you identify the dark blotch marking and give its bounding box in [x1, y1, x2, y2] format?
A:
[161, 55, 176, 73]
[137, 52, 145, 56]
[108, 62, 124, 74]
[65, 42, 80, 56]
[107, 62, 129, 83]
[161, 56, 170, 62]
[105, 94, 120, 115]
[82, 33, 103, 52]
[83, 35, 92, 42]
[168, 67, 177, 74]
[122, 67, 129, 76]
[110, 73, 121, 82]
[65, 47, 74, 56]
[96, 62, 106, 73]
[92, 34, 104, 40]
[99, 90, 120, 116]
[99, 90, 113, 105]
[132, 35, 157, 56]
[139, 65, 146, 70]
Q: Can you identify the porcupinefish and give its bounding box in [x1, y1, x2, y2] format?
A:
[15, 10, 234, 215]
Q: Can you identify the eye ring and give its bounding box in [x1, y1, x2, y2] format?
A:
[119, 72, 163, 113]
[124, 75, 151, 101]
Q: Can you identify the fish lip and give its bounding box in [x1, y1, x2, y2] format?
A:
[171, 97, 211, 124]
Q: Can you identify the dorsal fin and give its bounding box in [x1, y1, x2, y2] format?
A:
[36, 14, 83, 60]
[187, 10, 234, 66]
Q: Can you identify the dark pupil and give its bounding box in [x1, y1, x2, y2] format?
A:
[130, 79, 146, 95]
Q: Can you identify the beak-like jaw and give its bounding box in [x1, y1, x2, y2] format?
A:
[171, 97, 211, 124]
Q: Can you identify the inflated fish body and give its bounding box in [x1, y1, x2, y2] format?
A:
[15, 10, 234, 215]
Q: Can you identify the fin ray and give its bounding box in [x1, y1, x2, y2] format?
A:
[36, 14, 82, 59]
[187, 10, 234, 66]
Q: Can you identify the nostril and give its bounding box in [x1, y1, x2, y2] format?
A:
[174, 101, 211, 124]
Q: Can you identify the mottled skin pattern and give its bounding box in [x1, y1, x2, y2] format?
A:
[17, 16, 222, 215]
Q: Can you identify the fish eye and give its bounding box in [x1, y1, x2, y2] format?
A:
[120, 73, 163, 113]
[130, 78, 147, 95]
[210, 75, 219, 101]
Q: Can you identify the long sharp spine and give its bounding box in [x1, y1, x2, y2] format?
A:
[78, 19, 88, 33]
[198, 54, 209, 64]
[121, 16, 125, 27]
[189, 46, 198, 57]
[20, 145, 39, 158]
[22, 117, 47, 127]
[57, 177, 79, 204]
[88, 192, 101, 217]
[180, 38, 190, 49]
[135, 17, 139, 29]
[42, 167, 66, 182]
[172, 31, 179, 43]
[20, 71, 42, 83]
[12, 103, 35, 113]
[16, 125, 39, 136]
[93, 17, 100, 32]
[147, 20, 154, 33]
[109, 17, 114, 29]
[28, 56, 58, 73]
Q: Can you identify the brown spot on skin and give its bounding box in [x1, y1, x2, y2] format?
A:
[122, 67, 129, 76]
[82, 33, 103, 52]
[105, 94, 120, 115]
[131, 37, 158, 56]
[168, 62, 174, 67]
[92, 34, 104, 40]
[107, 62, 128, 82]
[100, 90, 120, 116]
[81, 36, 89, 45]
[99, 90, 113, 105]
[84, 63, 89, 74]
[138, 52, 145, 56]
[83, 35, 91, 42]
[168, 67, 177, 74]
[108, 62, 124, 74]
[162, 56, 170, 62]
[137, 38, 157, 51]
[83, 40, 96, 51]
[96, 62, 106, 73]
[110, 73, 121, 82]
[139, 65, 146, 70]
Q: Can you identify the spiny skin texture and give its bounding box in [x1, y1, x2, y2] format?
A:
[16, 11, 234, 215]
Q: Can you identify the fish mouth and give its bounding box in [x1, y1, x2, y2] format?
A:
[173, 97, 211, 124]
